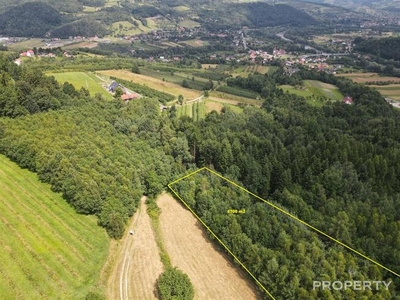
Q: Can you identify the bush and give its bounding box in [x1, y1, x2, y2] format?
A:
[157, 268, 194, 300]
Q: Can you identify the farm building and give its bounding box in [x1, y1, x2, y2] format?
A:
[343, 96, 353, 105]
[108, 81, 120, 92]
[121, 93, 138, 101]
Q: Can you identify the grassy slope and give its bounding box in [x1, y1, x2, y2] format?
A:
[98, 69, 202, 99]
[0, 154, 109, 299]
[280, 80, 343, 107]
[47, 72, 112, 100]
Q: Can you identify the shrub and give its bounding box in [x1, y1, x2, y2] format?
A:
[157, 268, 194, 300]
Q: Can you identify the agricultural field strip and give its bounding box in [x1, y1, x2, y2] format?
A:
[168, 167, 400, 299]
[0, 160, 98, 237]
[98, 70, 201, 99]
[0, 180, 87, 266]
[0, 156, 107, 297]
[0, 177, 91, 280]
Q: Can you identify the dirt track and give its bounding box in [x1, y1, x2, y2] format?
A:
[158, 193, 259, 300]
[106, 197, 163, 300]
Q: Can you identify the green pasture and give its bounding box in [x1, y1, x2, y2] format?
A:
[0, 154, 109, 299]
[47, 72, 112, 100]
[8, 39, 45, 50]
[304, 80, 343, 100]
[374, 85, 400, 100]
[179, 20, 200, 28]
[182, 39, 210, 47]
[280, 80, 343, 107]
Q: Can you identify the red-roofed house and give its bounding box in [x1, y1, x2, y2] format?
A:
[343, 96, 353, 105]
[121, 93, 138, 102]
[20, 49, 34, 57]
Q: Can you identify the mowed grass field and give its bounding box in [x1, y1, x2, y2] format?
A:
[280, 80, 343, 107]
[337, 72, 400, 101]
[337, 72, 400, 84]
[0, 155, 109, 299]
[98, 69, 202, 99]
[371, 85, 400, 100]
[304, 80, 343, 100]
[47, 72, 112, 100]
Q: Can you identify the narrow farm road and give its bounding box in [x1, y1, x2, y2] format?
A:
[106, 196, 163, 300]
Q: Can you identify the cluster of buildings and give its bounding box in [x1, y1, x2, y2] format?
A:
[108, 81, 139, 102]
[15, 49, 74, 65]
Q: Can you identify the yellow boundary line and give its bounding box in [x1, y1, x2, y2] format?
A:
[168, 167, 400, 299]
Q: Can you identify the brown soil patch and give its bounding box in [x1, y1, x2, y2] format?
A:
[205, 100, 224, 113]
[158, 193, 260, 300]
[106, 197, 163, 300]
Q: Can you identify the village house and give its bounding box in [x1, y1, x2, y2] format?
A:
[343, 96, 353, 105]
[121, 93, 138, 102]
[20, 49, 34, 57]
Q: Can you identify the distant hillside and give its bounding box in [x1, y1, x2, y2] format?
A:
[355, 36, 400, 61]
[51, 19, 108, 38]
[198, 2, 316, 30]
[0, 2, 62, 37]
[303, 0, 400, 16]
[0, 0, 318, 38]
[0, 0, 107, 13]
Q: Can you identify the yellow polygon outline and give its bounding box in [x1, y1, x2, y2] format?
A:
[168, 167, 400, 300]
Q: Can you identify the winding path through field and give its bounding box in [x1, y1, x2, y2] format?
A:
[107, 197, 163, 300]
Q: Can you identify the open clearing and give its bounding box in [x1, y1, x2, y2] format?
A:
[337, 72, 400, 83]
[7, 38, 45, 50]
[63, 41, 99, 49]
[98, 69, 201, 99]
[47, 71, 112, 100]
[106, 197, 163, 300]
[158, 193, 259, 300]
[0, 154, 109, 299]
[337, 73, 400, 100]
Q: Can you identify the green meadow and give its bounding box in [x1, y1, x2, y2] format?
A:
[47, 72, 112, 100]
[280, 80, 343, 107]
[0, 155, 109, 299]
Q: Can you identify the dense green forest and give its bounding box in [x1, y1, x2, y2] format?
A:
[171, 69, 400, 298]
[1, 51, 400, 298]
[0, 2, 62, 37]
[173, 171, 397, 299]
[198, 3, 316, 30]
[355, 37, 400, 62]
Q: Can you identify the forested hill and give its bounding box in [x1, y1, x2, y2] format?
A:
[355, 36, 400, 61]
[198, 2, 316, 30]
[0, 0, 100, 13]
[1, 53, 400, 297]
[0, 0, 316, 37]
[0, 2, 62, 37]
